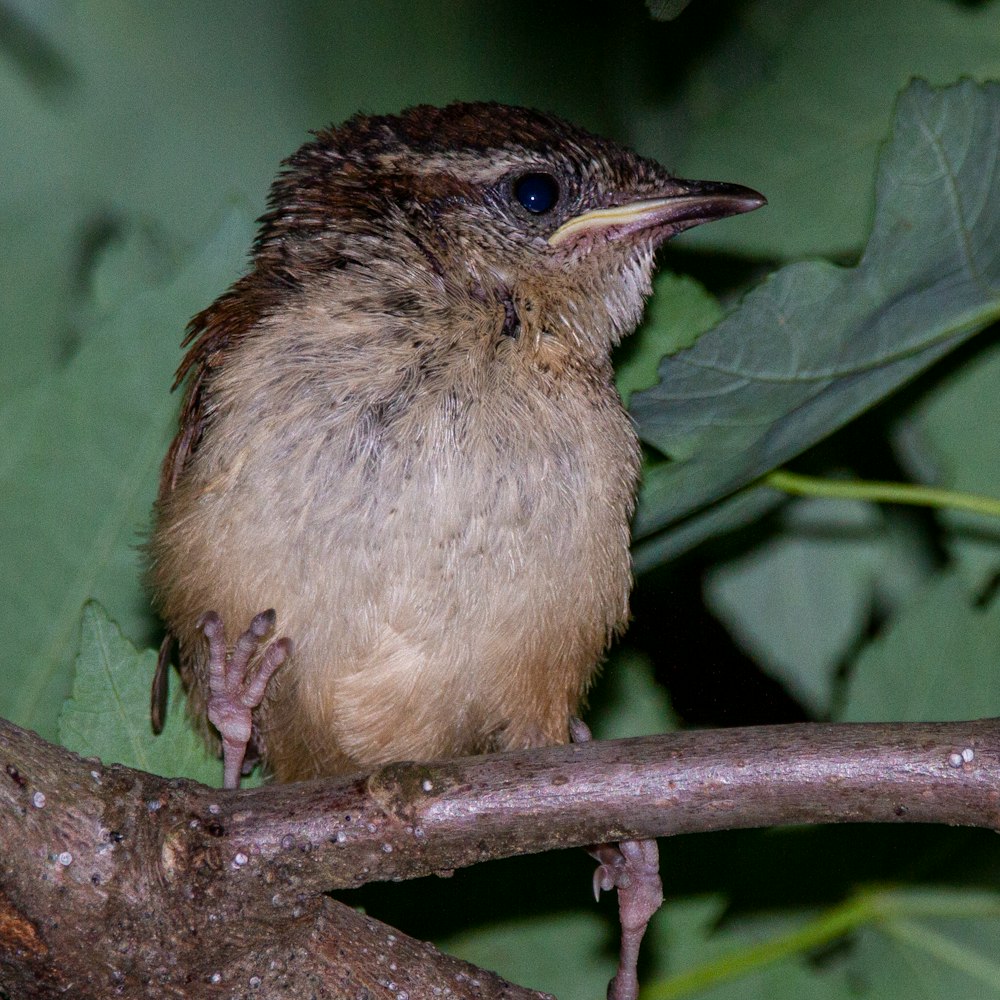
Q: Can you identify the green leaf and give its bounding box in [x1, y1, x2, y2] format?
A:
[631, 895, 854, 1000]
[646, 0, 694, 21]
[703, 496, 929, 716]
[664, 0, 1000, 259]
[849, 889, 1000, 999]
[0, 1, 315, 396]
[442, 913, 615, 1000]
[631, 79, 1000, 564]
[841, 571, 1000, 723]
[589, 648, 677, 741]
[897, 337, 1000, 589]
[0, 208, 255, 740]
[59, 602, 218, 783]
[615, 271, 722, 408]
[641, 887, 1000, 1000]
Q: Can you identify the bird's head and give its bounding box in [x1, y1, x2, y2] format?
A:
[252, 102, 764, 363]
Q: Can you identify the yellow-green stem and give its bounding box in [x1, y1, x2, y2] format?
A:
[764, 470, 1000, 520]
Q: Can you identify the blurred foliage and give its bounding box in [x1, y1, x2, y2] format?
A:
[2, 0, 999, 997]
[646, 0, 695, 20]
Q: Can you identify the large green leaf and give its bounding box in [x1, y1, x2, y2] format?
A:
[897, 337, 1000, 589]
[841, 571, 1000, 724]
[443, 912, 616, 1000]
[849, 892, 1000, 999]
[0, 209, 255, 740]
[702, 496, 930, 717]
[0, 1, 314, 397]
[639, 888, 1000, 1000]
[660, 0, 1000, 259]
[631, 79, 1000, 566]
[616, 271, 722, 407]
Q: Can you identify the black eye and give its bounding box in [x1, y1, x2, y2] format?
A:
[513, 172, 560, 214]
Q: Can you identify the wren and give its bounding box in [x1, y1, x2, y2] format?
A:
[148, 101, 763, 998]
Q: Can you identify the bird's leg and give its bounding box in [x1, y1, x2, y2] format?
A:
[591, 838, 662, 1000]
[199, 609, 291, 789]
[570, 718, 663, 1000]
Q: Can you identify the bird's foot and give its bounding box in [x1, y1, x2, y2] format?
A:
[199, 609, 292, 789]
[570, 718, 663, 1000]
[591, 838, 663, 1000]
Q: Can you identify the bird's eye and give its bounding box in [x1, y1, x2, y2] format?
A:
[513, 172, 560, 215]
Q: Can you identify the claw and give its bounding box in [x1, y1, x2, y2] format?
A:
[594, 862, 616, 900]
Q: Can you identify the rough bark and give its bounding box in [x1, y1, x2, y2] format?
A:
[1, 716, 998, 998]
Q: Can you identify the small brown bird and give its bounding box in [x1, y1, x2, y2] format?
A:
[150, 102, 761, 787]
[149, 101, 762, 1000]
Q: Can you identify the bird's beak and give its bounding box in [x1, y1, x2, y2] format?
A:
[548, 180, 766, 248]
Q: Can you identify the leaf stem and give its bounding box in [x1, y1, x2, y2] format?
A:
[764, 469, 1000, 519]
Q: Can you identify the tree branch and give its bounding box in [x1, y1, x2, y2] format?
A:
[1, 716, 997, 997]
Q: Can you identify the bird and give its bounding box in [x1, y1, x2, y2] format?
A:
[148, 101, 763, 1000]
